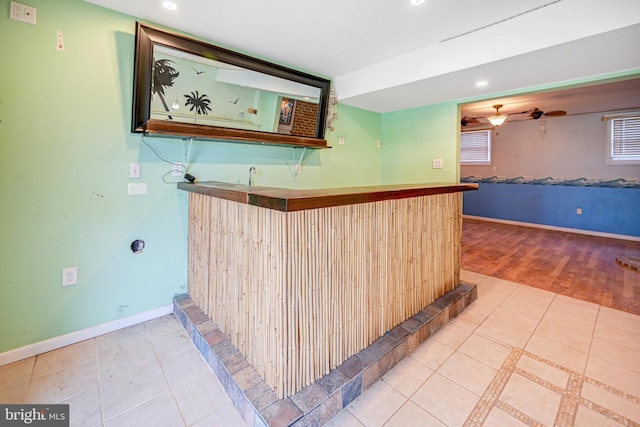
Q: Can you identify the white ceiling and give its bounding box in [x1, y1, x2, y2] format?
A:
[84, 0, 640, 113]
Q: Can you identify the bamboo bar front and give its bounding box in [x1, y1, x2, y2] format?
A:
[181, 182, 477, 398]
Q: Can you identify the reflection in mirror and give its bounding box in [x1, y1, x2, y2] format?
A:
[151, 46, 321, 137]
[132, 23, 331, 147]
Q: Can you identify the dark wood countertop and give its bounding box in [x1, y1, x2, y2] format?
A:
[178, 181, 478, 212]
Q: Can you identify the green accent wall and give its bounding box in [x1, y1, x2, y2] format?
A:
[0, 0, 390, 353]
[381, 103, 460, 184]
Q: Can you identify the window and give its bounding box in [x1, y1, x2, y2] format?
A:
[608, 113, 640, 164]
[460, 130, 491, 164]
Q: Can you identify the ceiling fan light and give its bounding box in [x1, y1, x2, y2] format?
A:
[488, 115, 507, 126]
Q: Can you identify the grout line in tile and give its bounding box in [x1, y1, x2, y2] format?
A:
[99, 324, 176, 424]
[94, 337, 105, 426]
[519, 293, 557, 351]
[146, 318, 189, 427]
[495, 400, 545, 427]
[583, 305, 601, 357]
[462, 348, 523, 427]
[101, 390, 174, 424]
[554, 372, 582, 427]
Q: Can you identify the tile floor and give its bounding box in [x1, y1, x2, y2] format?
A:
[0, 313, 245, 426]
[1, 270, 639, 426]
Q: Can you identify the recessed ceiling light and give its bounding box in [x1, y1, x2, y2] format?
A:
[162, 1, 177, 10]
[476, 81, 488, 87]
[411, 0, 426, 5]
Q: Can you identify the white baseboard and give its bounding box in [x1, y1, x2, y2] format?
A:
[0, 304, 173, 367]
[463, 215, 640, 242]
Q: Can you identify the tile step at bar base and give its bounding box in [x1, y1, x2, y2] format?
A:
[173, 282, 477, 427]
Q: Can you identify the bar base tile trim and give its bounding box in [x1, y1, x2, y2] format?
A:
[173, 282, 477, 427]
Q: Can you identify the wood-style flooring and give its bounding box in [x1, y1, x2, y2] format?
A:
[461, 218, 640, 315]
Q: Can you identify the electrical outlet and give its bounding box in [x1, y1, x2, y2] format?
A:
[376, 140, 382, 148]
[10, 1, 37, 25]
[432, 158, 443, 169]
[62, 266, 78, 287]
[172, 163, 183, 177]
[338, 136, 345, 145]
[576, 208, 583, 215]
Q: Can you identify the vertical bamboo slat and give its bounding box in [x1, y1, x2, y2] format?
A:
[186, 192, 462, 398]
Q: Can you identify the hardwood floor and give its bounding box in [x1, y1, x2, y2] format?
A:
[461, 218, 640, 314]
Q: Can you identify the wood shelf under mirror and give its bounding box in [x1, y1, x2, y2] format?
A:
[143, 119, 330, 149]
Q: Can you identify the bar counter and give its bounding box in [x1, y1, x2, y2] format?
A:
[177, 181, 478, 211]
[178, 181, 477, 399]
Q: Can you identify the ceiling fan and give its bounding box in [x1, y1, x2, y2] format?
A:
[508, 107, 567, 120]
[461, 105, 568, 127]
[460, 116, 484, 126]
[461, 104, 508, 127]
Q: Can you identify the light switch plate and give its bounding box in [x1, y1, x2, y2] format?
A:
[128, 183, 147, 195]
[129, 163, 141, 179]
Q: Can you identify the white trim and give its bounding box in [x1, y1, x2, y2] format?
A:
[463, 215, 640, 242]
[0, 304, 173, 367]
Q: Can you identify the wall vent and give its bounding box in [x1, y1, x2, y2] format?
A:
[440, 0, 564, 43]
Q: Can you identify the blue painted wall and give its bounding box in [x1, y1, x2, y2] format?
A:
[460, 107, 640, 237]
[463, 182, 640, 237]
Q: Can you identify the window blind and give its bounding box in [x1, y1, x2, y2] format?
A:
[611, 116, 640, 160]
[461, 130, 490, 164]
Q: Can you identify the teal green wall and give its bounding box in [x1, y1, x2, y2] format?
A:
[180, 103, 383, 189]
[0, 0, 387, 353]
[380, 103, 460, 184]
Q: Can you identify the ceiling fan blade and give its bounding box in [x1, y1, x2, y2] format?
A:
[544, 110, 567, 117]
[461, 116, 484, 126]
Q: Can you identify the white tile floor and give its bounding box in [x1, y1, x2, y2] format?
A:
[1, 270, 639, 426]
[328, 271, 640, 427]
[0, 314, 245, 426]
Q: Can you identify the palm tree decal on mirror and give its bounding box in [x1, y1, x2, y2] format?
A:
[184, 91, 212, 123]
[153, 59, 180, 119]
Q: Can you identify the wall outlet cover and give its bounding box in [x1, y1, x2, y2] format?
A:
[62, 266, 77, 286]
[10, 1, 36, 25]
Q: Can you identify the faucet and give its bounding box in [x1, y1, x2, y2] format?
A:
[248, 166, 256, 189]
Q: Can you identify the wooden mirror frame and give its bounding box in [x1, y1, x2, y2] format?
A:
[132, 22, 331, 148]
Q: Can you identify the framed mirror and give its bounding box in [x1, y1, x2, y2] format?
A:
[132, 23, 331, 148]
